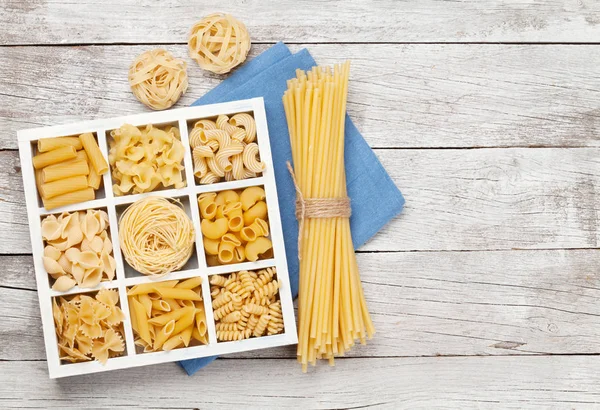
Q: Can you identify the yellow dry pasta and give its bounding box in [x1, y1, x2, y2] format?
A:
[109, 123, 185, 195]
[119, 197, 195, 276]
[53, 291, 125, 364]
[128, 279, 207, 352]
[199, 186, 271, 266]
[188, 13, 251, 74]
[129, 49, 188, 110]
[242, 143, 265, 173]
[210, 268, 284, 341]
[38, 136, 83, 153]
[79, 132, 108, 175]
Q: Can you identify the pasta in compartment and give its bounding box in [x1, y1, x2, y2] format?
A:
[52, 289, 126, 365]
[32, 133, 108, 210]
[210, 268, 284, 342]
[108, 123, 186, 195]
[188, 113, 264, 185]
[127, 277, 209, 352]
[41, 208, 117, 292]
[198, 186, 273, 266]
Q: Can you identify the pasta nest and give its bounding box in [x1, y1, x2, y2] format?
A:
[119, 197, 196, 276]
[188, 13, 251, 74]
[128, 49, 188, 110]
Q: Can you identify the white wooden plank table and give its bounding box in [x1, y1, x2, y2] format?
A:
[1, 1, 599, 408]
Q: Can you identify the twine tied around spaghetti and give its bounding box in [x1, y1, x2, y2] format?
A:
[286, 161, 351, 259]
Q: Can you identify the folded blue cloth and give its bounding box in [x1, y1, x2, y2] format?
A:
[179, 43, 405, 375]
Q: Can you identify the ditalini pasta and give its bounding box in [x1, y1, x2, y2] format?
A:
[109, 123, 186, 195]
[188, 13, 251, 74]
[198, 186, 273, 266]
[188, 114, 264, 184]
[52, 289, 125, 364]
[118, 197, 195, 276]
[283, 62, 375, 371]
[127, 277, 208, 351]
[32, 133, 108, 210]
[41, 209, 116, 291]
[210, 268, 284, 341]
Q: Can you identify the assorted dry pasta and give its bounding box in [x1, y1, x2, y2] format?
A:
[23, 103, 295, 377]
[210, 268, 284, 341]
[199, 186, 273, 266]
[189, 113, 264, 184]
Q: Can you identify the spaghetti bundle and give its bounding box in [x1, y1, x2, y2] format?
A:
[283, 62, 374, 372]
[119, 197, 195, 276]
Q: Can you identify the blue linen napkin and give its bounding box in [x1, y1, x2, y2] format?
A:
[179, 43, 405, 375]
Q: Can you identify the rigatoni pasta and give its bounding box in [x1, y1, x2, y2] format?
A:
[32, 133, 108, 210]
[127, 277, 208, 352]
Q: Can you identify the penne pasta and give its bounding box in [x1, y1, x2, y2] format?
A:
[179, 325, 194, 347]
[153, 320, 175, 350]
[40, 175, 88, 199]
[33, 146, 77, 169]
[131, 299, 152, 345]
[127, 280, 179, 296]
[155, 287, 202, 301]
[79, 132, 108, 175]
[42, 187, 95, 210]
[38, 136, 83, 152]
[138, 294, 153, 318]
[148, 306, 194, 327]
[174, 276, 203, 290]
[172, 309, 195, 335]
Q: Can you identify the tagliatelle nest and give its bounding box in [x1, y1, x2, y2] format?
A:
[188, 13, 251, 74]
[128, 49, 188, 110]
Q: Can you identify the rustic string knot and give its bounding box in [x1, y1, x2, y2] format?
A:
[287, 162, 351, 259]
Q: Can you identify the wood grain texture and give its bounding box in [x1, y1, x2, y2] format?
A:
[3, 249, 600, 361]
[1, 148, 598, 254]
[3, 355, 600, 409]
[2, 44, 600, 150]
[2, 0, 600, 45]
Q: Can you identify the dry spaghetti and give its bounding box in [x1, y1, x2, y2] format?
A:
[119, 197, 195, 276]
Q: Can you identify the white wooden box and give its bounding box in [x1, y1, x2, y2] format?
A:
[17, 97, 297, 378]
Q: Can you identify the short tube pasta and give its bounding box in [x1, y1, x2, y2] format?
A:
[79, 133, 108, 175]
[128, 278, 207, 352]
[33, 146, 77, 169]
[42, 159, 89, 183]
[38, 136, 82, 152]
[42, 187, 95, 211]
[40, 175, 88, 199]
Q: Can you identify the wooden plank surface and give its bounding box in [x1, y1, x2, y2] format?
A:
[2, 1, 600, 45]
[3, 355, 600, 409]
[1, 148, 598, 254]
[2, 44, 600, 150]
[3, 1, 600, 407]
[4, 249, 600, 361]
